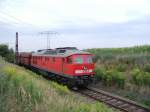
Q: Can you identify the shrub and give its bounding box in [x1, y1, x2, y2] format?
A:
[143, 72, 150, 86]
[103, 70, 113, 86]
[94, 67, 105, 80]
[131, 68, 143, 86]
[0, 44, 14, 62]
[101, 70, 125, 88]
[131, 68, 150, 86]
[116, 64, 127, 72]
[143, 64, 150, 73]
[112, 71, 125, 88]
[94, 67, 125, 88]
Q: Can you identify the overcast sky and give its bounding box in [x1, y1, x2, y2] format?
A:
[0, 0, 150, 51]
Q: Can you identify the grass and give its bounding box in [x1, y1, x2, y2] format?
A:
[0, 57, 113, 112]
[87, 45, 150, 107]
[94, 67, 125, 88]
[87, 45, 150, 70]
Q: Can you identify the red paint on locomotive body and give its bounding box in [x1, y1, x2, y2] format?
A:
[63, 54, 94, 76]
[18, 47, 94, 86]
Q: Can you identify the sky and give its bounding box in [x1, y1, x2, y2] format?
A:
[0, 0, 150, 51]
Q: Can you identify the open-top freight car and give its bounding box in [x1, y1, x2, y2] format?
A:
[18, 52, 32, 66]
[18, 47, 94, 87]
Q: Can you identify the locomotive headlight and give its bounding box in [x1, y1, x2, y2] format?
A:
[89, 69, 93, 72]
[75, 70, 83, 74]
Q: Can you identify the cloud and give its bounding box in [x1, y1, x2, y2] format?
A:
[53, 15, 150, 36]
[0, 0, 150, 50]
[1, 0, 150, 26]
[15, 15, 150, 50]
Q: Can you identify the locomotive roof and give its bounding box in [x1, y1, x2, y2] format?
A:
[37, 49, 53, 52]
[56, 47, 77, 50]
[32, 48, 91, 57]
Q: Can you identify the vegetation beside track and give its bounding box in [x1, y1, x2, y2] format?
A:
[87, 45, 150, 107]
[0, 57, 113, 112]
[0, 44, 14, 63]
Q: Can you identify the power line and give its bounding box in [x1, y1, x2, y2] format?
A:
[0, 11, 61, 49]
[0, 11, 36, 27]
[0, 11, 41, 37]
[39, 31, 59, 49]
[0, 13, 20, 26]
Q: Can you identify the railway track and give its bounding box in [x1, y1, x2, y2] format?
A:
[76, 87, 150, 112]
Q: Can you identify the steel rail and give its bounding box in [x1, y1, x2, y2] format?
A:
[76, 87, 150, 112]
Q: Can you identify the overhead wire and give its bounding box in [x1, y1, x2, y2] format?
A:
[0, 10, 60, 49]
[0, 10, 42, 37]
[0, 13, 20, 26]
[0, 11, 36, 27]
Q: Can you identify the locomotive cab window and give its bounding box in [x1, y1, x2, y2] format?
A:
[75, 57, 83, 64]
[86, 56, 93, 63]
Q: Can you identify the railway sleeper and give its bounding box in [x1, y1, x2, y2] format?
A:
[104, 97, 112, 101]
[128, 106, 140, 112]
[107, 99, 117, 103]
[111, 101, 124, 106]
[118, 103, 130, 109]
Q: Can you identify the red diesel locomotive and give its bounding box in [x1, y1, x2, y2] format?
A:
[18, 47, 94, 87]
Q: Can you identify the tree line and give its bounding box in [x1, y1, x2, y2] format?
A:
[0, 44, 15, 63]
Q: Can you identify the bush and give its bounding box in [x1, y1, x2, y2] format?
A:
[103, 70, 113, 86]
[143, 64, 150, 73]
[143, 72, 150, 86]
[0, 44, 14, 62]
[116, 64, 127, 72]
[112, 71, 125, 88]
[131, 68, 150, 86]
[94, 67, 125, 88]
[100, 70, 125, 88]
[94, 67, 105, 80]
[131, 68, 143, 86]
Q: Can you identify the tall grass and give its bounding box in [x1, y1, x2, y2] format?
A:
[88, 45, 150, 107]
[0, 59, 113, 112]
[87, 45, 150, 68]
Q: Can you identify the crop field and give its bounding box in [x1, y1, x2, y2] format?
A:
[0, 57, 113, 112]
[87, 45, 150, 107]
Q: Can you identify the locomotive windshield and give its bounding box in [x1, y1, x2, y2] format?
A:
[75, 57, 83, 64]
[86, 56, 93, 63]
[73, 55, 93, 64]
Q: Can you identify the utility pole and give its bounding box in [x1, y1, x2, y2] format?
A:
[15, 32, 19, 64]
[39, 31, 58, 49]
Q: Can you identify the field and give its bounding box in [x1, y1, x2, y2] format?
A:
[87, 45, 150, 107]
[0, 57, 113, 112]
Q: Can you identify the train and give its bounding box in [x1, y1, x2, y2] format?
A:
[18, 47, 95, 87]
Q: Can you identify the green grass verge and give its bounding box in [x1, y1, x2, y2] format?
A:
[0, 58, 113, 112]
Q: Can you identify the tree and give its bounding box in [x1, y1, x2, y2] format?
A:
[0, 44, 15, 62]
